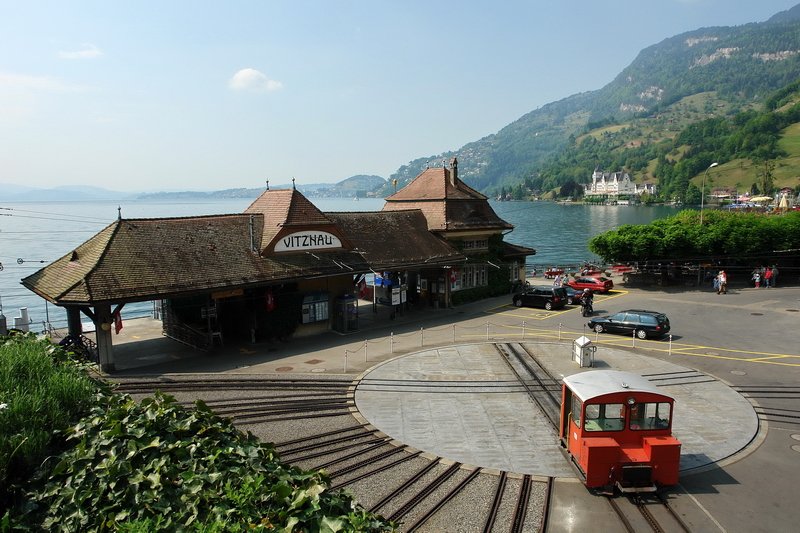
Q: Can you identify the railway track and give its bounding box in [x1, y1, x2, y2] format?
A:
[110, 371, 550, 532]
[607, 492, 691, 533]
[494, 342, 562, 428]
[111, 353, 713, 532]
[491, 345, 706, 532]
[734, 385, 800, 428]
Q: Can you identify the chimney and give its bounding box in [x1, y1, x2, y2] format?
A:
[450, 157, 458, 186]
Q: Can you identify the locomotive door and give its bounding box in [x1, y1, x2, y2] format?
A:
[560, 387, 580, 452]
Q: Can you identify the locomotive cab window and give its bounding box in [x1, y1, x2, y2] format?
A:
[584, 402, 624, 432]
[629, 402, 672, 430]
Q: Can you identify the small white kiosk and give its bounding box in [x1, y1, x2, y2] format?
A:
[572, 335, 596, 367]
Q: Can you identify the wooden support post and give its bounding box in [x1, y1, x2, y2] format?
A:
[95, 304, 115, 373]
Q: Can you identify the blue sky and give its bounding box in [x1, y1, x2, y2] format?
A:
[1, 1, 798, 192]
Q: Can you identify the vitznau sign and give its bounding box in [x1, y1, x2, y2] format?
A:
[274, 231, 342, 252]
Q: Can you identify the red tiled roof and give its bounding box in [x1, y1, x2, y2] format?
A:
[384, 167, 486, 201]
[245, 189, 339, 253]
[383, 166, 512, 232]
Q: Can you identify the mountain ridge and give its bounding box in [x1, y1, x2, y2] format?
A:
[383, 4, 800, 195]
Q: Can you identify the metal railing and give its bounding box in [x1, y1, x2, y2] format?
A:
[162, 321, 211, 351]
[342, 320, 674, 372]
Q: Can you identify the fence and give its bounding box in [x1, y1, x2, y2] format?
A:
[342, 320, 674, 372]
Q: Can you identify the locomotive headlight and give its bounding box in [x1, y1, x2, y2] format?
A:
[627, 396, 636, 405]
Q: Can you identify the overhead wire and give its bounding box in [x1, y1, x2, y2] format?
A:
[0, 230, 98, 234]
[0, 206, 109, 222]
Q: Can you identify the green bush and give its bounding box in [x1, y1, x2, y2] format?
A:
[0, 333, 101, 508]
[13, 392, 394, 532]
[589, 210, 800, 262]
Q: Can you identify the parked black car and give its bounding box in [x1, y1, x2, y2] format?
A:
[512, 286, 567, 310]
[587, 309, 671, 339]
[564, 286, 581, 305]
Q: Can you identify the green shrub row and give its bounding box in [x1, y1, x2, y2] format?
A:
[589, 209, 800, 262]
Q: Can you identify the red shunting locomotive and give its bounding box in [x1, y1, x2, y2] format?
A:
[559, 370, 682, 493]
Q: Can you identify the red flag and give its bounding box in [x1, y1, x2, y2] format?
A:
[114, 311, 123, 334]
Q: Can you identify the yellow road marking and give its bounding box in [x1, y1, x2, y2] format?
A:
[485, 289, 800, 366]
[745, 355, 798, 362]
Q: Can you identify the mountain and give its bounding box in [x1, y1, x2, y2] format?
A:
[132, 176, 387, 200]
[327, 175, 386, 198]
[385, 5, 800, 195]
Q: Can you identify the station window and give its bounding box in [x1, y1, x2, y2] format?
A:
[629, 402, 671, 430]
[460, 265, 488, 289]
[584, 403, 624, 432]
[462, 239, 488, 251]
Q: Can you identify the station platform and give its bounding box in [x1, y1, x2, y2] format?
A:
[352, 342, 760, 479]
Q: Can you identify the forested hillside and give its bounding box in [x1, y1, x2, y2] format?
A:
[382, 4, 800, 197]
[529, 81, 800, 202]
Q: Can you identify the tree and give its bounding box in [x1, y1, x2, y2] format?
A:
[685, 183, 701, 205]
[559, 179, 582, 199]
[756, 160, 775, 196]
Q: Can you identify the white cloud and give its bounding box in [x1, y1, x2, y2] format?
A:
[58, 43, 103, 59]
[228, 68, 283, 92]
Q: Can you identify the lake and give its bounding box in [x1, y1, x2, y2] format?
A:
[0, 197, 680, 332]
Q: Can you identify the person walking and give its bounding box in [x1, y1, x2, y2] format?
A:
[717, 270, 728, 294]
[772, 265, 779, 287]
[753, 271, 761, 288]
[553, 274, 562, 287]
[764, 266, 773, 288]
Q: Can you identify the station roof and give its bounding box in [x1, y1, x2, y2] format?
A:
[327, 210, 465, 270]
[21, 199, 465, 306]
[22, 164, 531, 307]
[383, 163, 513, 233]
[563, 370, 672, 402]
[21, 214, 373, 305]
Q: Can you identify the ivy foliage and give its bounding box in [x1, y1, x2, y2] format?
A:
[11, 390, 394, 532]
[588, 210, 800, 263]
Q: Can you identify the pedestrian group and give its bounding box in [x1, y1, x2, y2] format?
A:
[751, 265, 779, 288]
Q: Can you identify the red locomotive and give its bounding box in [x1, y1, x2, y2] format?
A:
[559, 370, 681, 493]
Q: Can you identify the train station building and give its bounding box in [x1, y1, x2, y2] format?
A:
[21, 158, 534, 372]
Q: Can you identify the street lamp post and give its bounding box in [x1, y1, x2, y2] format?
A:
[700, 162, 718, 225]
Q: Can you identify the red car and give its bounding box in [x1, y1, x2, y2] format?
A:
[568, 276, 614, 293]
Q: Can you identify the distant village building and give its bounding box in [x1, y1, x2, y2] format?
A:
[584, 169, 656, 197]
